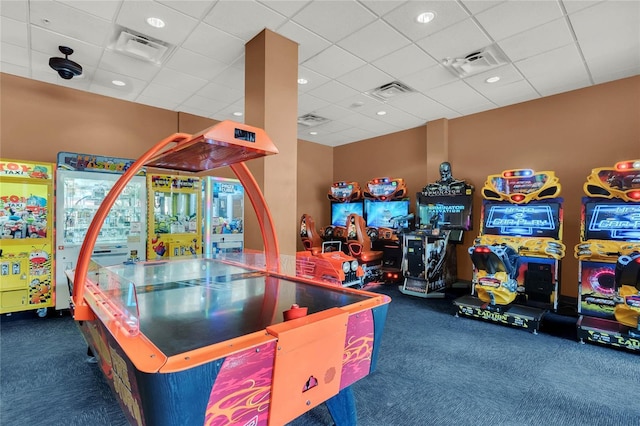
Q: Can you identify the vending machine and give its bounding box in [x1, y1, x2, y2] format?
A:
[202, 177, 244, 257]
[0, 159, 55, 316]
[147, 174, 202, 260]
[56, 152, 147, 310]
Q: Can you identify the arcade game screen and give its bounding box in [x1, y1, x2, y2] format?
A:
[482, 201, 561, 239]
[365, 199, 410, 228]
[583, 200, 640, 240]
[416, 194, 472, 230]
[331, 201, 363, 227]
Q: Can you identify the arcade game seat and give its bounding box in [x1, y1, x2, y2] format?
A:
[469, 243, 519, 307]
[614, 252, 640, 333]
[346, 213, 383, 264]
[300, 213, 324, 255]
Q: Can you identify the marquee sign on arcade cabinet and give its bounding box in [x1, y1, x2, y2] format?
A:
[454, 169, 566, 333]
[401, 162, 474, 298]
[575, 159, 640, 351]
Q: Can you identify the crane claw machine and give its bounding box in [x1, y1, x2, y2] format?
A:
[56, 153, 147, 311]
[0, 159, 55, 316]
[202, 176, 244, 257]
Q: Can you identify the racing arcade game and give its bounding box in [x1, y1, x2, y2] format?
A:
[400, 162, 473, 298]
[363, 177, 411, 283]
[325, 181, 364, 246]
[575, 159, 640, 351]
[454, 169, 566, 333]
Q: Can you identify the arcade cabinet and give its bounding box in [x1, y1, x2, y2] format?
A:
[297, 213, 365, 288]
[400, 162, 474, 298]
[325, 181, 364, 246]
[575, 159, 640, 351]
[68, 122, 390, 426]
[454, 169, 566, 333]
[363, 177, 412, 283]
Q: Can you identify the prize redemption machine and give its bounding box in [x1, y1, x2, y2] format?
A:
[0, 159, 54, 317]
[147, 174, 202, 260]
[575, 159, 640, 351]
[401, 162, 474, 298]
[202, 177, 244, 257]
[56, 153, 147, 311]
[363, 177, 412, 283]
[454, 169, 566, 333]
[68, 121, 390, 426]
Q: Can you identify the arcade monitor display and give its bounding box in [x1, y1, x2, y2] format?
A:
[482, 201, 561, 239]
[582, 199, 640, 241]
[331, 202, 363, 227]
[416, 194, 473, 231]
[365, 199, 410, 228]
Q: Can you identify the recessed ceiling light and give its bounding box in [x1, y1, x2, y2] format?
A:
[111, 80, 126, 86]
[416, 11, 436, 24]
[146, 17, 165, 28]
[377, 111, 387, 116]
[297, 78, 308, 85]
[485, 76, 501, 83]
[232, 111, 243, 117]
[309, 131, 318, 135]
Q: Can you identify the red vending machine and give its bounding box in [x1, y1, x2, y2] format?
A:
[0, 159, 55, 316]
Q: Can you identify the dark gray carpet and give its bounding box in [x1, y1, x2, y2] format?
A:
[2, 285, 638, 426]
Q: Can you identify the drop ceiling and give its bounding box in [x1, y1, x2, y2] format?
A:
[1, 0, 638, 147]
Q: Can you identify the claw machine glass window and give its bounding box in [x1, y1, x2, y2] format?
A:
[203, 177, 244, 257]
[148, 174, 202, 260]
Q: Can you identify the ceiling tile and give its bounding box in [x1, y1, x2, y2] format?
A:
[29, 1, 111, 46]
[258, 0, 311, 17]
[98, 49, 161, 81]
[383, 1, 470, 42]
[337, 20, 411, 62]
[198, 81, 243, 103]
[459, 1, 504, 15]
[336, 64, 393, 93]
[372, 44, 438, 79]
[181, 23, 244, 64]
[157, 0, 215, 19]
[203, 0, 287, 41]
[1, 0, 28, 21]
[0, 61, 29, 78]
[151, 67, 208, 92]
[1, 42, 29, 68]
[498, 18, 574, 62]
[297, 66, 331, 93]
[291, 1, 376, 43]
[401, 63, 458, 93]
[307, 80, 360, 103]
[1, 17, 28, 48]
[301, 45, 365, 79]
[388, 92, 456, 121]
[89, 68, 146, 100]
[298, 93, 331, 114]
[422, 80, 493, 114]
[164, 48, 228, 81]
[569, 1, 640, 83]
[179, 94, 228, 114]
[138, 82, 191, 105]
[58, 0, 120, 21]
[515, 44, 591, 97]
[359, 0, 408, 17]
[475, 0, 564, 41]
[135, 93, 182, 110]
[416, 18, 491, 62]
[313, 104, 357, 121]
[273, 21, 331, 62]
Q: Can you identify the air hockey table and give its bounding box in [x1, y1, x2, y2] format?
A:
[69, 121, 390, 426]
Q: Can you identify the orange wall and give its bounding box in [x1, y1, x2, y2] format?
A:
[332, 75, 640, 297]
[296, 139, 334, 251]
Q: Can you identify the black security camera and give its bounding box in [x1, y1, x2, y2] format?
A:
[49, 46, 83, 80]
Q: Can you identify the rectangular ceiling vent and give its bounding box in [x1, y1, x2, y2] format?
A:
[297, 113, 330, 127]
[114, 29, 172, 64]
[366, 81, 415, 102]
[442, 44, 507, 78]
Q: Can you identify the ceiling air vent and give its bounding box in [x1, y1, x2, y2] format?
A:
[442, 44, 507, 78]
[114, 29, 171, 64]
[297, 113, 330, 127]
[365, 81, 415, 102]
